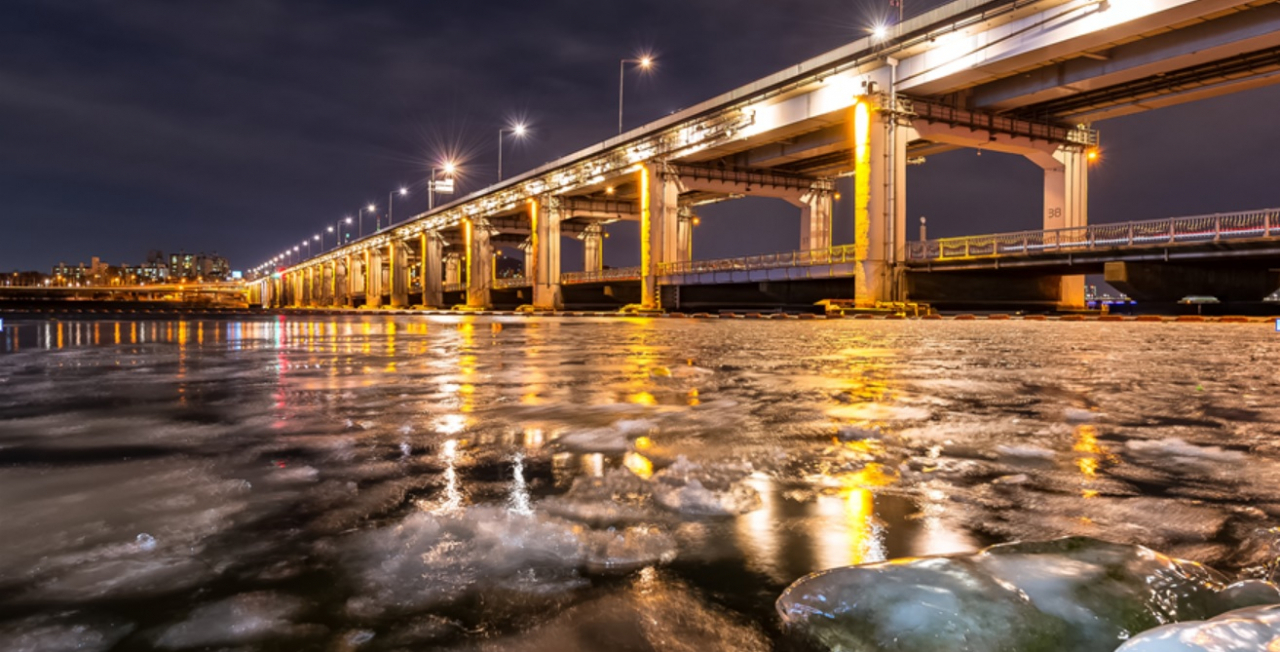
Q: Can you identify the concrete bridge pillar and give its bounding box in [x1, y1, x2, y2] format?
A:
[389, 240, 410, 308]
[799, 187, 833, 251]
[1028, 145, 1089, 309]
[676, 207, 696, 263]
[519, 238, 534, 279]
[335, 259, 348, 307]
[532, 197, 564, 310]
[365, 249, 383, 308]
[466, 218, 494, 309]
[641, 162, 682, 310]
[854, 94, 908, 308]
[445, 253, 462, 286]
[580, 224, 604, 272]
[421, 232, 444, 308]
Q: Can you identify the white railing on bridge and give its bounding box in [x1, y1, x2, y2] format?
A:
[907, 208, 1280, 262]
[494, 277, 531, 289]
[659, 244, 858, 276]
[561, 267, 642, 284]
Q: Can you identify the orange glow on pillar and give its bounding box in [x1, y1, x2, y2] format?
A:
[528, 199, 539, 286]
[464, 218, 473, 287]
[639, 166, 654, 309]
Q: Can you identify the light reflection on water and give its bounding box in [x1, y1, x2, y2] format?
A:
[0, 315, 1278, 650]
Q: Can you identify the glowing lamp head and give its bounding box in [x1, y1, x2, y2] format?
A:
[344, 217, 353, 224]
[399, 187, 408, 195]
[639, 56, 653, 68]
[367, 204, 376, 212]
[872, 24, 888, 39]
[327, 226, 334, 232]
[313, 235, 320, 241]
[512, 123, 527, 137]
[1087, 148, 1101, 163]
[443, 161, 457, 176]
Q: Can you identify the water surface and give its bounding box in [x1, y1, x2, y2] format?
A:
[1, 316, 1278, 650]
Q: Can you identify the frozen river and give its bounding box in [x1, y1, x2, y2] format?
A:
[1, 315, 1279, 650]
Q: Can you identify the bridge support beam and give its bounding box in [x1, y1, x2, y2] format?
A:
[445, 252, 461, 286]
[531, 198, 564, 310]
[1105, 262, 1280, 303]
[466, 218, 493, 309]
[1028, 146, 1090, 309]
[677, 207, 696, 263]
[365, 249, 383, 308]
[854, 95, 908, 308]
[421, 232, 444, 308]
[581, 224, 605, 272]
[389, 240, 410, 308]
[642, 162, 682, 310]
[799, 188, 833, 251]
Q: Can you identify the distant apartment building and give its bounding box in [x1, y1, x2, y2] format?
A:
[168, 251, 230, 281]
[49, 250, 231, 286]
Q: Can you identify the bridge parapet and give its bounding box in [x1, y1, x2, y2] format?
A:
[561, 267, 642, 285]
[659, 244, 858, 276]
[493, 277, 532, 290]
[908, 209, 1280, 262]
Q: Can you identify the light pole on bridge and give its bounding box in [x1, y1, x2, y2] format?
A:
[498, 122, 527, 181]
[385, 187, 408, 229]
[619, 55, 654, 134]
[358, 204, 375, 238]
[428, 162, 457, 210]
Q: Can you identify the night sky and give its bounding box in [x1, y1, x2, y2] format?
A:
[4, 0, 1280, 274]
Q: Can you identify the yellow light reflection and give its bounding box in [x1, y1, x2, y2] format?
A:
[815, 463, 897, 570]
[629, 391, 657, 406]
[623, 452, 654, 479]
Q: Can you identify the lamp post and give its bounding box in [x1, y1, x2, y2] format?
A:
[324, 226, 335, 251]
[386, 187, 408, 228]
[302, 240, 312, 259]
[429, 161, 457, 210]
[619, 56, 654, 134]
[336, 216, 352, 246]
[498, 123, 527, 181]
[358, 204, 375, 238]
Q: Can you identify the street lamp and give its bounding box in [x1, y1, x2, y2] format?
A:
[386, 187, 408, 229]
[429, 161, 458, 210]
[498, 122, 528, 181]
[358, 203, 375, 238]
[324, 226, 335, 251]
[336, 216, 353, 246]
[619, 55, 654, 134]
[302, 239, 312, 259]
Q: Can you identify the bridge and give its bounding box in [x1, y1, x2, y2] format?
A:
[0, 283, 246, 303]
[253, 0, 1280, 312]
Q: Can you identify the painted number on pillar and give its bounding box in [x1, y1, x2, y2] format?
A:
[1047, 208, 1062, 221]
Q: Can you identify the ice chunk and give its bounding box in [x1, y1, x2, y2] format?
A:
[1125, 438, 1247, 468]
[155, 591, 310, 648]
[1, 614, 133, 652]
[778, 537, 1280, 652]
[651, 456, 761, 516]
[975, 538, 1229, 650]
[778, 556, 1067, 652]
[581, 526, 677, 572]
[1118, 604, 1280, 651]
[341, 505, 677, 616]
